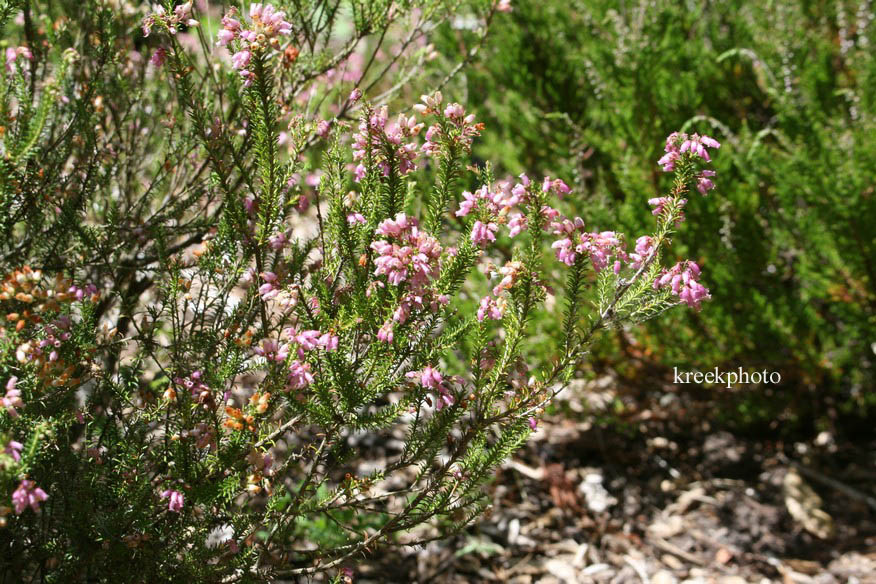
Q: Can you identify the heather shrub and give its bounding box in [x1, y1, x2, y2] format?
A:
[2, 0, 720, 580]
[437, 0, 876, 427]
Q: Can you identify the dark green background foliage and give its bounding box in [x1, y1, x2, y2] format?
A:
[434, 0, 876, 431]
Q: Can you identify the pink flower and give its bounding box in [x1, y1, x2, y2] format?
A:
[253, 339, 289, 362]
[375, 212, 411, 237]
[528, 417, 537, 431]
[648, 197, 686, 224]
[5, 46, 32, 75]
[542, 176, 570, 197]
[249, 3, 292, 37]
[657, 151, 679, 172]
[217, 10, 241, 45]
[231, 50, 251, 70]
[409, 365, 456, 410]
[316, 119, 331, 138]
[455, 190, 478, 217]
[377, 321, 394, 343]
[679, 133, 720, 162]
[497, 0, 513, 12]
[551, 238, 576, 266]
[696, 170, 717, 195]
[161, 489, 184, 512]
[419, 365, 443, 390]
[371, 214, 442, 292]
[508, 213, 527, 237]
[443, 103, 464, 119]
[4, 440, 23, 462]
[628, 236, 656, 270]
[477, 296, 505, 321]
[287, 360, 314, 389]
[12, 480, 48, 514]
[349, 88, 362, 102]
[583, 231, 622, 273]
[550, 219, 623, 272]
[269, 231, 288, 250]
[149, 47, 167, 67]
[173, 2, 194, 23]
[471, 220, 498, 246]
[258, 272, 280, 301]
[435, 387, 455, 410]
[217, 28, 237, 46]
[294, 329, 322, 351]
[346, 213, 366, 225]
[660, 131, 720, 168]
[492, 261, 523, 296]
[318, 332, 339, 351]
[2, 377, 23, 417]
[654, 261, 711, 310]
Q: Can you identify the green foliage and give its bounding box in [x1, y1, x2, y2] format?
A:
[435, 0, 876, 425]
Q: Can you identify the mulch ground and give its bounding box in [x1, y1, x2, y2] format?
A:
[349, 373, 876, 583]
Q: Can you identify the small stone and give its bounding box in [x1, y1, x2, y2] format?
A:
[662, 554, 684, 570]
[652, 570, 678, 584]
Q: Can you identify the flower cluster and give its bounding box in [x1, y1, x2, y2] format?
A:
[628, 236, 657, 271]
[216, 4, 292, 86]
[266, 328, 338, 391]
[658, 131, 721, 196]
[352, 107, 423, 181]
[370, 214, 449, 341]
[371, 213, 442, 291]
[654, 261, 711, 309]
[3, 269, 98, 393]
[170, 370, 217, 408]
[161, 489, 185, 513]
[1, 267, 98, 314]
[477, 295, 506, 322]
[549, 216, 624, 272]
[12, 479, 48, 514]
[658, 131, 720, 170]
[406, 365, 454, 409]
[416, 93, 483, 156]
[142, 2, 198, 37]
[5, 46, 32, 75]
